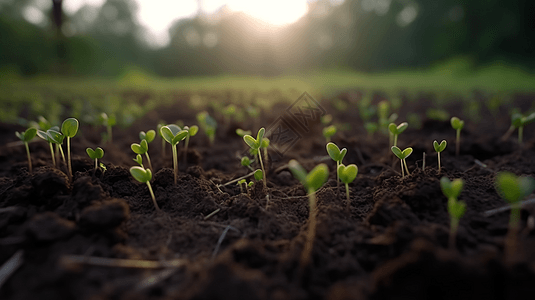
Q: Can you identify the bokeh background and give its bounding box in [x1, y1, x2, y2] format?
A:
[2, 0, 534, 78]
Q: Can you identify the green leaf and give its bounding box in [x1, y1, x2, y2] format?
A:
[261, 138, 269, 148]
[448, 198, 467, 220]
[140, 130, 156, 143]
[133, 154, 143, 166]
[16, 128, 37, 142]
[441, 177, 464, 200]
[256, 128, 265, 146]
[433, 140, 447, 152]
[391, 146, 402, 159]
[86, 147, 104, 159]
[254, 169, 263, 181]
[94, 147, 104, 158]
[36, 130, 52, 142]
[396, 122, 408, 134]
[401, 147, 413, 158]
[189, 125, 199, 137]
[241, 156, 251, 167]
[47, 129, 64, 144]
[131, 142, 145, 154]
[130, 166, 152, 183]
[243, 135, 258, 149]
[450, 117, 464, 130]
[160, 126, 174, 144]
[326, 142, 341, 161]
[323, 125, 337, 138]
[172, 130, 189, 145]
[61, 118, 79, 138]
[167, 124, 182, 136]
[511, 113, 523, 128]
[86, 148, 95, 159]
[236, 128, 251, 137]
[306, 163, 329, 192]
[288, 159, 307, 186]
[338, 164, 358, 184]
[496, 172, 535, 204]
[339, 148, 347, 162]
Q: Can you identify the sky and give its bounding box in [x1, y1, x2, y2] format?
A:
[60, 0, 316, 47]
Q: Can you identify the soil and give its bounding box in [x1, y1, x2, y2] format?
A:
[1, 91, 535, 300]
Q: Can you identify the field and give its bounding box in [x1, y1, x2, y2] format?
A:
[1, 69, 535, 299]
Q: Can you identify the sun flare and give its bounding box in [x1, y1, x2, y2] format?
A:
[227, 0, 309, 26]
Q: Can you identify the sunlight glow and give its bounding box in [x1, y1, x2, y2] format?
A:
[227, 0, 309, 26]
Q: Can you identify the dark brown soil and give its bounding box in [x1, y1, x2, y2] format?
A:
[1, 91, 535, 300]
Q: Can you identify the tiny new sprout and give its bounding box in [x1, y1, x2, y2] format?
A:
[131, 139, 154, 172]
[61, 118, 79, 180]
[450, 117, 464, 156]
[100, 113, 116, 144]
[37, 128, 65, 168]
[288, 160, 329, 266]
[236, 128, 252, 138]
[160, 124, 188, 184]
[15, 127, 37, 173]
[241, 156, 254, 171]
[182, 125, 199, 168]
[86, 147, 104, 172]
[196, 111, 217, 146]
[388, 122, 408, 147]
[133, 154, 144, 167]
[243, 128, 267, 188]
[237, 169, 263, 194]
[338, 164, 358, 210]
[323, 125, 337, 143]
[433, 140, 447, 172]
[130, 166, 160, 211]
[495, 172, 535, 259]
[391, 146, 413, 178]
[440, 177, 466, 250]
[510, 112, 535, 144]
[326, 142, 347, 190]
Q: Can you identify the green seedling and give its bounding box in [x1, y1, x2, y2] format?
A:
[86, 147, 104, 172]
[237, 178, 247, 193]
[326, 142, 347, 190]
[288, 160, 329, 267]
[37, 128, 57, 167]
[388, 122, 408, 147]
[495, 172, 535, 260]
[29, 116, 52, 131]
[241, 156, 254, 171]
[100, 113, 116, 144]
[133, 154, 144, 167]
[160, 124, 188, 184]
[157, 122, 166, 158]
[182, 125, 199, 168]
[61, 118, 79, 180]
[338, 164, 358, 210]
[243, 128, 267, 188]
[323, 125, 337, 143]
[139, 130, 156, 143]
[130, 166, 160, 211]
[509, 112, 535, 144]
[433, 140, 447, 172]
[37, 128, 66, 168]
[391, 146, 413, 178]
[440, 177, 466, 250]
[196, 111, 217, 146]
[131, 139, 154, 172]
[236, 128, 252, 138]
[450, 117, 464, 156]
[15, 127, 37, 173]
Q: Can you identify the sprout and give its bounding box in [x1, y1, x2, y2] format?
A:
[450, 117, 464, 156]
[157, 122, 166, 158]
[139, 130, 156, 143]
[236, 128, 252, 137]
[391, 146, 413, 178]
[510, 112, 535, 144]
[288, 160, 329, 266]
[495, 172, 535, 259]
[323, 125, 337, 143]
[37, 128, 65, 168]
[326, 142, 347, 190]
[440, 177, 466, 250]
[182, 125, 199, 168]
[241, 156, 254, 171]
[61, 118, 79, 180]
[243, 128, 267, 188]
[86, 147, 104, 173]
[131, 139, 154, 172]
[433, 140, 447, 172]
[15, 127, 37, 173]
[100, 113, 116, 144]
[133, 154, 144, 167]
[338, 164, 358, 210]
[196, 111, 217, 146]
[388, 122, 408, 147]
[130, 166, 160, 211]
[160, 124, 188, 184]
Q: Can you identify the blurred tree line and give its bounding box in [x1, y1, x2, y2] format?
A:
[1, 0, 534, 77]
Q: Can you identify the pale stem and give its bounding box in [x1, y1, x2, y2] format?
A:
[145, 152, 154, 173]
[345, 183, 350, 211]
[437, 152, 441, 172]
[25, 142, 32, 173]
[67, 137, 72, 180]
[49, 142, 56, 167]
[58, 145, 66, 165]
[422, 152, 426, 170]
[172, 144, 178, 185]
[146, 182, 160, 211]
[393, 134, 398, 148]
[404, 158, 410, 175]
[400, 159, 404, 178]
[257, 152, 266, 188]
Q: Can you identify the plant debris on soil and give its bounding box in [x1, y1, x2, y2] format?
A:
[1, 90, 535, 300]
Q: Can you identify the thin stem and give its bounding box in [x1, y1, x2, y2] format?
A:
[172, 144, 178, 185]
[145, 152, 154, 173]
[449, 217, 459, 250]
[400, 159, 404, 178]
[518, 126, 523, 144]
[146, 182, 160, 211]
[67, 137, 72, 180]
[404, 158, 410, 175]
[94, 158, 98, 171]
[456, 129, 460, 156]
[422, 152, 426, 170]
[301, 188, 317, 267]
[58, 145, 66, 165]
[437, 152, 441, 172]
[49, 142, 56, 167]
[393, 134, 398, 148]
[257, 152, 266, 188]
[25, 142, 32, 173]
[345, 183, 350, 211]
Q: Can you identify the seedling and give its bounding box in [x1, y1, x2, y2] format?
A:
[37, 128, 65, 168]
[388, 122, 408, 147]
[450, 117, 464, 156]
[326, 142, 347, 190]
[433, 140, 447, 172]
[391, 146, 412, 178]
[131, 139, 154, 172]
[86, 147, 104, 173]
[157, 122, 166, 158]
[37, 128, 58, 167]
[182, 125, 199, 168]
[139, 130, 156, 144]
[160, 124, 189, 184]
[241, 156, 254, 171]
[130, 166, 160, 211]
[100, 113, 116, 144]
[196, 111, 217, 146]
[243, 128, 267, 188]
[15, 127, 37, 173]
[323, 125, 337, 143]
[288, 160, 329, 266]
[236, 128, 251, 138]
[440, 177, 466, 249]
[495, 172, 535, 260]
[509, 112, 535, 144]
[338, 164, 358, 210]
[61, 118, 79, 180]
[237, 169, 263, 194]
[133, 154, 144, 167]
